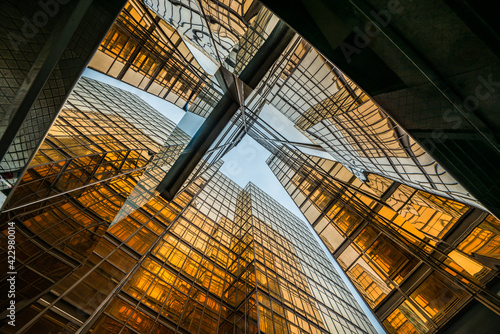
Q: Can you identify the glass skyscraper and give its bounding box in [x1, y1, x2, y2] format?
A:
[257, 38, 480, 209]
[2, 0, 500, 333]
[267, 146, 500, 333]
[0, 77, 376, 333]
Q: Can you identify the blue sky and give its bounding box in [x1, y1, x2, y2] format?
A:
[82, 68, 385, 333]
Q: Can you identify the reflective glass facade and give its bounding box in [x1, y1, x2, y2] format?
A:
[88, 0, 218, 110]
[3, 0, 500, 333]
[87, 1, 482, 210]
[0, 0, 126, 198]
[0, 76, 184, 330]
[0, 76, 376, 333]
[81, 175, 376, 334]
[267, 147, 500, 333]
[259, 39, 480, 209]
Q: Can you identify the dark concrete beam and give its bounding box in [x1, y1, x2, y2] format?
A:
[157, 22, 295, 201]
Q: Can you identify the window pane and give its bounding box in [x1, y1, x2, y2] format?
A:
[409, 272, 466, 322]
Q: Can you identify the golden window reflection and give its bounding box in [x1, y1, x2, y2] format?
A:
[354, 225, 379, 251]
[458, 214, 500, 260]
[366, 234, 418, 284]
[446, 250, 490, 283]
[105, 298, 155, 333]
[336, 206, 362, 235]
[383, 300, 430, 334]
[409, 272, 466, 322]
[349, 260, 391, 307]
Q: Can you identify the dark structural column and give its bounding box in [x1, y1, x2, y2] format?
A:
[0, 0, 127, 209]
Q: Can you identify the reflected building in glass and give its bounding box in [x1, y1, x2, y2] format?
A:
[0, 75, 188, 331]
[87, 0, 220, 112]
[3, 0, 500, 333]
[79, 175, 375, 334]
[86, 0, 482, 210]
[258, 38, 482, 209]
[0, 76, 377, 333]
[267, 146, 500, 333]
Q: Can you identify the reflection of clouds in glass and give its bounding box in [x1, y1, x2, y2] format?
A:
[144, 0, 247, 63]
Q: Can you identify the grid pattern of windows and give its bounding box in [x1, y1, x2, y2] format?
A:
[259, 36, 481, 209]
[0, 76, 181, 329]
[88, 0, 220, 110]
[1, 69, 378, 334]
[145, 0, 257, 63]
[246, 184, 376, 334]
[267, 147, 500, 333]
[1, 158, 379, 333]
[112, 126, 192, 225]
[81, 173, 376, 334]
[0, 0, 119, 191]
[458, 215, 500, 261]
[5, 1, 499, 334]
[226, 7, 276, 76]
